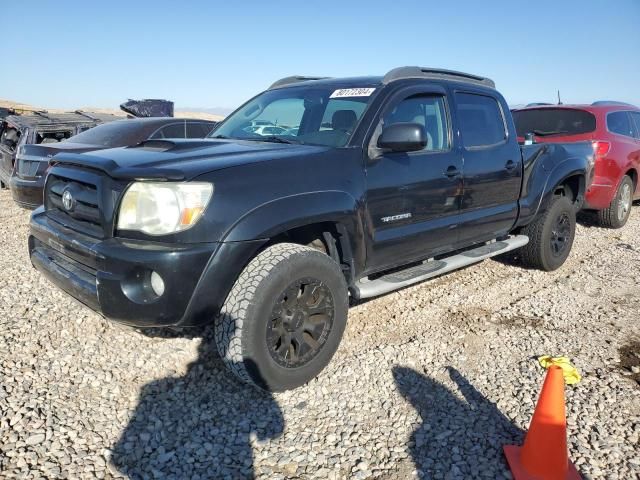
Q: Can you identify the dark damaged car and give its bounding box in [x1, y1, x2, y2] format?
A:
[11, 117, 217, 209]
[0, 111, 120, 189]
[29, 67, 594, 391]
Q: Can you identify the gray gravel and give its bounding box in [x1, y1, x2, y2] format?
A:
[1, 189, 639, 479]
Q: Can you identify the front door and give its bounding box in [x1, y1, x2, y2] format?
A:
[625, 111, 640, 200]
[365, 90, 463, 273]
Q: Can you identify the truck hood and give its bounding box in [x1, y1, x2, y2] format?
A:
[49, 138, 330, 181]
[20, 142, 108, 160]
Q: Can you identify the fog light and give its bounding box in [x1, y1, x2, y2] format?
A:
[150, 271, 165, 297]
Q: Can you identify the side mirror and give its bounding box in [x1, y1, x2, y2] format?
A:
[377, 123, 427, 152]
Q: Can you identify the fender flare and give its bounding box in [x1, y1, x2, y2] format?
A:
[535, 158, 586, 218]
[517, 144, 589, 228]
[223, 190, 366, 276]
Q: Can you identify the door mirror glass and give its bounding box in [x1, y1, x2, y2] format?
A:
[377, 123, 427, 152]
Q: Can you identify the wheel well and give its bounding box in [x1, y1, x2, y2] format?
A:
[555, 175, 584, 204]
[625, 168, 638, 191]
[267, 223, 354, 284]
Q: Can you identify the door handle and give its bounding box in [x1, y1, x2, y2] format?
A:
[444, 166, 461, 178]
[505, 160, 517, 171]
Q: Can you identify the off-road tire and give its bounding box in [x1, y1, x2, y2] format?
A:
[214, 243, 348, 391]
[596, 175, 634, 229]
[519, 195, 576, 271]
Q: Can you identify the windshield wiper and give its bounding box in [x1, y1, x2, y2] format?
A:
[532, 129, 570, 137]
[211, 134, 230, 139]
[244, 136, 296, 144]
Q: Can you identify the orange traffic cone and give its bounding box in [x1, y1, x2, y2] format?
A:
[503, 365, 581, 480]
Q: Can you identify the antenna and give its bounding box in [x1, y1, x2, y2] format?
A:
[557, 90, 563, 105]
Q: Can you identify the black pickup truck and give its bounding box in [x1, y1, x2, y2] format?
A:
[28, 67, 594, 391]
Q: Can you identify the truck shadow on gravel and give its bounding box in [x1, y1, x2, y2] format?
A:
[393, 366, 523, 479]
[575, 210, 603, 229]
[110, 328, 284, 479]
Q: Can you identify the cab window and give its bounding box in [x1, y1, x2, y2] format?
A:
[455, 92, 506, 148]
[382, 95, 449, 151]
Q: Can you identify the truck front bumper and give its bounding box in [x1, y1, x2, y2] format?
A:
[29, 208, 264, 327]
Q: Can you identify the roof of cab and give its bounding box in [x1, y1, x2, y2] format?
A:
[268, 66, 495, 91]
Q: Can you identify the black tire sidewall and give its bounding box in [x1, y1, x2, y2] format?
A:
[241, 250, 348, 391]
[539, 196, 576, 271]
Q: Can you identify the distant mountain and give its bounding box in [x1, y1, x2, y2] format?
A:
[0, 98, 227, 121]
[177, 107, 234, 117]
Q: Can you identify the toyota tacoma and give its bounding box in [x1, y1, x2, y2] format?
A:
[29, 67, 594, 391]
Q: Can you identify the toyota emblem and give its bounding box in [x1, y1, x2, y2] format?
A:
[62, 190, 74, 211]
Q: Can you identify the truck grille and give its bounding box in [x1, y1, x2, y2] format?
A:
[44, 168, 124, 239]
[48, 176, 100, 221]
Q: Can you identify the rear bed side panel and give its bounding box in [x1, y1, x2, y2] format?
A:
[515, 143, 591, 228]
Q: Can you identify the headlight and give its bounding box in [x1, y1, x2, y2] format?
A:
[117, 182, 213, 235]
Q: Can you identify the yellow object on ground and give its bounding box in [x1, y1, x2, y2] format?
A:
[538, 356, 582, 385]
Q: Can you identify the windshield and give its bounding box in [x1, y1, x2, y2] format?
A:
[513, 108, 596, 137]
[210, 86, 377, 147]
[66, 120, 144, 147]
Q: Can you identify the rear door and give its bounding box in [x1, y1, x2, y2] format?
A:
[621, 111, 640, 199]
[607, 111, 640, 178]
[365, 86, 463, 271]
[631, 111, 640, 140]
[453, 91, 522, 246]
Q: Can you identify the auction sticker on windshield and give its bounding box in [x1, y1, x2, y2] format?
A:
[330, 88, 376, 98]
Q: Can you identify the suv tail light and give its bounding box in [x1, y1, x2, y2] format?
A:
[592, 141, 611, 158]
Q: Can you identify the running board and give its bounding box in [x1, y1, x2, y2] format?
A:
[353, 235, 529, 299]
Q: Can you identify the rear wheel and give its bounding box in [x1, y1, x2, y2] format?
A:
[596, 175, 634, 229]
[519, 195, 576, 271]
[214, 243, 348, 391]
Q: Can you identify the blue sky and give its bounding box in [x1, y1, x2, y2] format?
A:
[2, 0, 639, 111]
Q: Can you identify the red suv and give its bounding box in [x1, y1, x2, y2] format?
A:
[513, 102, 640, 228]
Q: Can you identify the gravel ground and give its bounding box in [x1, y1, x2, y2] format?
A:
[0, 189, 639, 480]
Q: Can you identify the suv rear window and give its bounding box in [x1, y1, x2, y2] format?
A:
[513, 108, 596, 137]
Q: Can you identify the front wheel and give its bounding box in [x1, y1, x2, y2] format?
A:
[519, 195, 576, 271]
[596, 175, 634, 229]
[214, 243, 348, 391]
